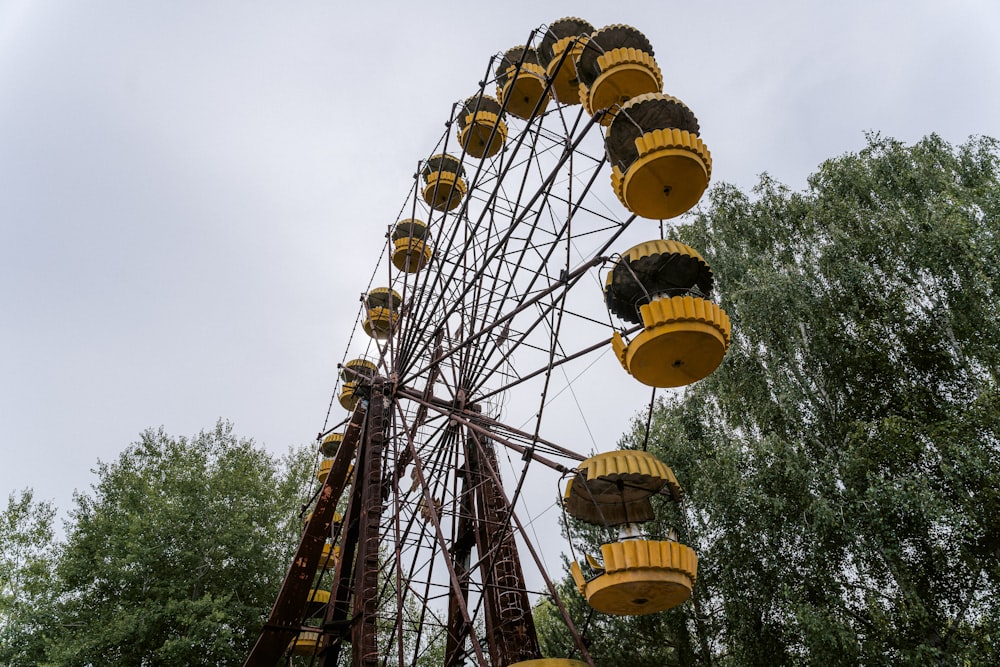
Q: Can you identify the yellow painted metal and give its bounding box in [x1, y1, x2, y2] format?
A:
[422, 170, 467, 211]
[573, 539, 697, 615]
[610, 128, 712, 220]
[563, 450, 681, 525]
[458, 110, 508, 159]
[391, 220, 432, 272]
[304, 587, 330, 620]
[366, 287, 402, 309]
[587, 48, 662, 116]
[289, 629, 321, 656]
[392, 237, 433, 273]
[611, 331, 628, 370]
[585, 552, 605, 572]
[317, 459, 332, 482]
[604, 238, 713, 325]
[498, 62, 551, 119]
[340, 359, 377, 384]
[546, 35, 588, 105]
[570, 560, 586, 592]
[615, 295, 730, 388]
[417, 495, 443, 522]
[618, 238, 708, 270]
[320, 432, 343, 457]
[318, 543, 340, 570]
[509, 660, 589, 667]
[577, 82, 615, 127]
[338, 381, 359, 411]
[362, 306, 399, 339]
[392, 217, 429, 241]
[307, 588, 331, 605]
[603, 241, 706, 296]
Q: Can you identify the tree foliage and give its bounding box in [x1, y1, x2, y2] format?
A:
[0, 489, 57, 666]
[40, 421, 311, 666]
[538, 134, 1000, 665]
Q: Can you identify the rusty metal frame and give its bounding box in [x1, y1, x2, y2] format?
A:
[243, 404, 367, 667]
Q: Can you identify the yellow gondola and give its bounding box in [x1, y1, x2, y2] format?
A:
[338, 359, 377, 410]
[391, 218, 433, 273]
[457, 94, 508, 159]
[563, 450, 681, 526]
[496, 46, 550, 120]
[289, 629, 322, 656]
[607, 93, 712, 219]
[605, 240, 730, 387]
[421, 154, 466, 211]
[320, 432, 343, 457]
[570, 539, 697, 615]
[536, 17, 594, 105]
[576, 24, 662, 125]
[564, 449, 697, 616]
[362, 288, 402, 339]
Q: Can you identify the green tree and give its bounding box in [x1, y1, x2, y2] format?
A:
[46, 421, 312, 666]
[538, 134, 1000, 666]
[0, 489, 57, 666]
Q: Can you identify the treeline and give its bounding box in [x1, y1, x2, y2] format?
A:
[0, 422, 313, 666]
[537, 135, 1000, 665]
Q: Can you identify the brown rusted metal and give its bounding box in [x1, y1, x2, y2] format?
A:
[382, 337, 443, 501]
[468, 428, 542, 665]
[444, 459, 477, 666]
[390, 399, 490, 667]
[243, 405, 366, 667]
[394, 386, 571, 473]
[467, 429, 596, 667]
[319, 434, 366, 666]
[351, 379, 388, 666]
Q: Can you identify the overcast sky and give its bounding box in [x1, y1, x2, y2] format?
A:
[2, 0, 999, 536]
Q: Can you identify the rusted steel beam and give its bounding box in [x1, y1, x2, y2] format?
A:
[469, 431, 541, 665]
[319, 429, 366, 666]
[243, 404, 366, 667]
[351, 379, 388, 666]
[390, 399, 490, 666]
[394, 386, 572, 473]
[444, 461, 476, 666]
[467, 429, 596, 667]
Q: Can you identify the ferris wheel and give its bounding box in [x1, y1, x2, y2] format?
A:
[246, 16, 728, 667]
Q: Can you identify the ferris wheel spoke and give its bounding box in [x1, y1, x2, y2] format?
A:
[464, 217, 635, 396]
[463, 427, 596, 666]
[400, 253, 606, 389]
[402, 117, 605, 380]
[387, 397, 491, 667]
[463, 146, 613, 353]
